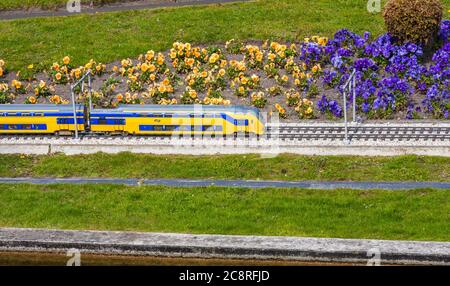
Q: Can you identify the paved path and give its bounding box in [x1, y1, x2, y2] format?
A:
[0, 177, 449, 190]
[0, 227, 448, 265]
[0, 0, 247, 20]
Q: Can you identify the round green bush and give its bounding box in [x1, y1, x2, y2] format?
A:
[383, 0, 443, 44]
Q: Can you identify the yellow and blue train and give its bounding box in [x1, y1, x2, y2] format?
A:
[0, 104, 265, 136]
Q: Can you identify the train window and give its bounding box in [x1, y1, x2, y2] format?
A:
[164, 114, 173, 118]
[153, 125, 164, 131]
[34, 113, 43, 116]
[22, 113, 30, 117]
[8, 113, 17, 116]
[114, 119, 126, 125]
[0, 113, 3, 116]
[8, 125, 19, 130]
[165, 125, 178, 131]
[0, 125, 5, 130]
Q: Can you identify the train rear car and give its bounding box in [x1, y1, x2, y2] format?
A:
[0, 104, 85, 135]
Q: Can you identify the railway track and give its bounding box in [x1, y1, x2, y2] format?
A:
[0, 123, 449, 142]
[266, 124, 450, 141]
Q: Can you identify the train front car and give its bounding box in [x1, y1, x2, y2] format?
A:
[89, 105, 265, 136]
[0, 104, 85, 135]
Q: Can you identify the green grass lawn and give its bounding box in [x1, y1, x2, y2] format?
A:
[0, 184, 448, 241]
[1, 153, 449, 182]
[0, 0, 394, 72]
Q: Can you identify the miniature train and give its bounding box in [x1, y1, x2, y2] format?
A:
[0, 104, 265, 136]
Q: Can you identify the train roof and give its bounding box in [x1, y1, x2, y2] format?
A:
[0, 104, 84, 111]
[92, 104, 260, 114]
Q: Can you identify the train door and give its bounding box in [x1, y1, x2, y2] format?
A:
[115, 119, 125, 133]
[57, 118, 71, 131]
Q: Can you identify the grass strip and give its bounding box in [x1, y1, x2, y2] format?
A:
[0, 183, 448, 241]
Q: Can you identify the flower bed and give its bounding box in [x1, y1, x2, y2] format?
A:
[0, 20, 448, 121]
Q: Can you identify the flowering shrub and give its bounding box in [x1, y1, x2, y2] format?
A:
[3, 22, 450, 120]
[318, 95, 343, 118]
[0, 83, 12, 104]
[34, 81, 52, 98]
[274, 103, 287, 119]
[11, 79, 26, 94]
[0, 59, 6, 78]
[295, 98, 314, 119]
[116, 92, 141, 105]
[181, 87, 200, 104]
[251, 92, 267, 108]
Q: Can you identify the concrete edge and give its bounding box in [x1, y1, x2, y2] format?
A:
[0, 143, 449, 156]
[0, 228, 449, 265]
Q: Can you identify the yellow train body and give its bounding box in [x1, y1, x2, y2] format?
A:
[0, 104, 265, 136]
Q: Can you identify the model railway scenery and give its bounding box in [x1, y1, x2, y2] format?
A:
[0, 0, 449, 281]
[0, 104, 265, 136]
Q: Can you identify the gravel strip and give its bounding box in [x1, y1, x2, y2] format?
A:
[0, 177, 449, 190]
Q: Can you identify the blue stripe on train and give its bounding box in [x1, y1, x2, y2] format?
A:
[0, 112, 84, 117]
[90, 119, 126, 125]
[90, 113, 249, 126]
[139, 125, 224, 132]
[0, 124, 47, 130]
[56, 118, 85, 124]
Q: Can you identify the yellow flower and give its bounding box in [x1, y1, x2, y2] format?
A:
[121, 59, 130, 67]
[12, 79, 22, 89]
[0, 67, 3, 77]
[51, 95, 61, 104]
[27, 64, 34, 70]
[55, 73, 62, 81]
[268, 53, 276, 61]
[28, 96, 36, 104]
[189, 89, 197, 99]
[158, 85, 166, 93]
[218, 69, 226, 77]
[74, 69, 81, 79]
[146, 50, 155, 61]
[63, 56, 71, 65]
[185, 58, 195, 66]
[52, 62, 60, 71]
[312, 64, 321, 73]
[209, 53, 220, 64]
[39, 80, 46, 89]
[141, 63, 149, 73]
[149, 74, 156, 81]
[318, 37, 328, 46]
[0, 59, 4, 67]
[116, 94, 124, 102]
